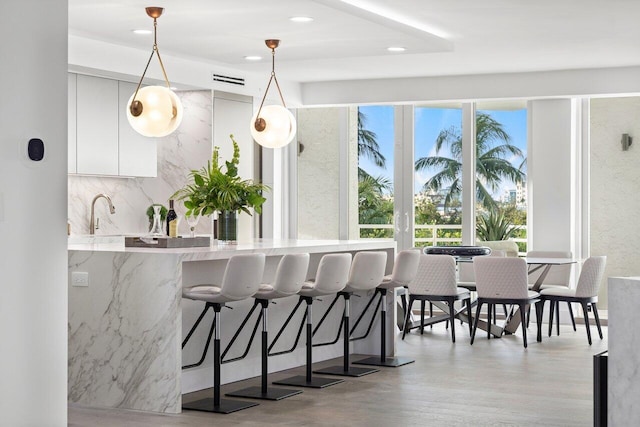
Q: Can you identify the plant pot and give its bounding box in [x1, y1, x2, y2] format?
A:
[217, 210, 237, 243]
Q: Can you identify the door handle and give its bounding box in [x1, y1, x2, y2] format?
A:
[394, 212, 400, 233]
[404, 212, 409, 232]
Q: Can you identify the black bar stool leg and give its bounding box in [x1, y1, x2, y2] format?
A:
[183, 304, 259, 414]
[354, 289, 415, 367]
[273, 298, 344, 388]
[227, 300, 302, 401]
[315, 294, 379, 377]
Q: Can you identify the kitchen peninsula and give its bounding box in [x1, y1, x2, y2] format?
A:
[68, 239, 396, 413]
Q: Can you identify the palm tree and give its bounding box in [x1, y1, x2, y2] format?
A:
[358, 174, 393, 237]
[415, 112, 525, 210]
[358, 109, 386, 180]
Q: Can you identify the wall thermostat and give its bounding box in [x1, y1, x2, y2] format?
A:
[28, 138, 45, 161]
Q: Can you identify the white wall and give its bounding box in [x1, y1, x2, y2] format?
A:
[0, 1, 68, 425]
[590, 97, 640, 307]
[68, 91, 213, 236]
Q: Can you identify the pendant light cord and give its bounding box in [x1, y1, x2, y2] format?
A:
[131, 16, 172, 103]
[255, 45, 287, 126]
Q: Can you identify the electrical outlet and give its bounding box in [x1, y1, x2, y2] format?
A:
[71, 272, 89, 287]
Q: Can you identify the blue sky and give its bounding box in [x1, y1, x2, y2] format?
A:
[358, 105, 527, 196]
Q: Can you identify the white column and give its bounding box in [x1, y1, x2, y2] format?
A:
[461, 103, 476, 245]
[0, 1, 68, 425]
[394, 105, 415, 251]
[527, 99, 577, 254]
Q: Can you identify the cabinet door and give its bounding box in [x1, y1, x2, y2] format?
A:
[68, 73, 77, 173]
[76, 75, 118, 175]
[118, 81, 157, 177]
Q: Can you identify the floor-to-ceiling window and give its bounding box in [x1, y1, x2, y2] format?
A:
[294, 102, 528, 253]
[475, 101, 528, 254]
[357, 106, 395, 239]
[413, 104, 463, 248]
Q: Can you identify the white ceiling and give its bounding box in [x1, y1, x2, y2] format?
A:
[68, 0, 640, 83]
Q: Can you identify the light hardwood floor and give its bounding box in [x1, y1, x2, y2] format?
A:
[69, 322, 606, 426]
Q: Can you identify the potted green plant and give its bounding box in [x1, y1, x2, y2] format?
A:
[172, 134, 269, 241]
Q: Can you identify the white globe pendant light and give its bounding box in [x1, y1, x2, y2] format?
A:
[127, 7, 183, 138]
[250, 105, 296, 148]
[251, 40, 297, 149]
[127, 86, 183, 137]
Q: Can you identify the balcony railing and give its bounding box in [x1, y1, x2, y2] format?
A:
[358, 223, 527, 255]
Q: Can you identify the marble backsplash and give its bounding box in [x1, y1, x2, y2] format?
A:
[68, 90, 213, 236]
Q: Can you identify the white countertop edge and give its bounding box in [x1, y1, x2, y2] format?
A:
[68, 238, 397, 259]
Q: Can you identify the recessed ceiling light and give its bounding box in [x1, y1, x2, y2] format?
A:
[132, 29, 152, 35]
[289, 16, 314, 23]
[387, 47, 406, 52]
[244, 55, 262, 61]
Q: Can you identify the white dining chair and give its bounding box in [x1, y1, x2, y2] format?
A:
[526, 250, 575, 332]
[471, 257, 542, 348]
[402, 254, 472, 343]
[458, 250, 507, 324]
[539, 256, 606, 345]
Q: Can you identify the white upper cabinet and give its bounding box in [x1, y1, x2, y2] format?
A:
[68, 73, 77, 174]
[76, 74, 119, 175]
[69, 74, 157, 177]
[118, 81, 157, 177]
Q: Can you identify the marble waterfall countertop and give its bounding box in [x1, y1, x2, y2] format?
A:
[608, 276, 640, 425]
[68, 238, 396, 413]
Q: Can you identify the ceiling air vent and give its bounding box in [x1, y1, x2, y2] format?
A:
[212, 72, 245, 86]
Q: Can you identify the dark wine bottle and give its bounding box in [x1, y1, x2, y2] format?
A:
[166, 199, 178, 237]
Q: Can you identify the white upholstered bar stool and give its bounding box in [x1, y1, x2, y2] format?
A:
[181, 253, 265, 414]
[272, 253, 352, 388]
[354, 249, 420, 368]
[226, 253, 310, 401]
[314, 251, 387, 377]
